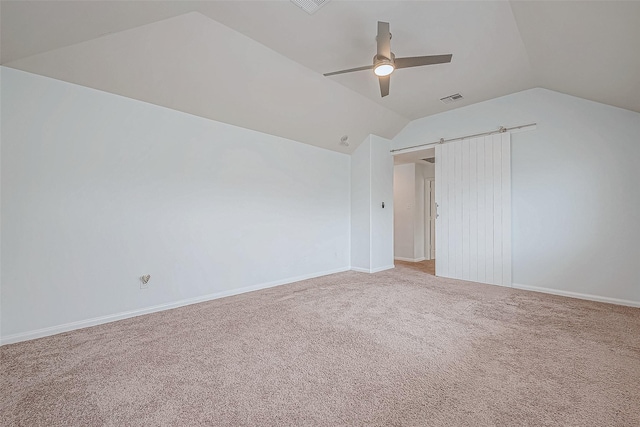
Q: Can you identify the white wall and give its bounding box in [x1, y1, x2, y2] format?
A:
[369, 135, 394, 272]
[1, 68, 351, 342]
[350, 137, 371, 271]
[394, 88, 640, 304]
[351, 135, 394, 273]
[393, 164, 415, 260]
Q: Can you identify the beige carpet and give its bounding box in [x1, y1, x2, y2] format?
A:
[2, 262, 639, 426]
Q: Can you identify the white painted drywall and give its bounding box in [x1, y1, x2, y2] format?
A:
[393, 164, 415, 260]
[1, 67, 351, 340]
[369, 135, 394, 272]
[350, 137, 371, 271]
[351, 135, 394, 272]
[394, 88, 640, 303]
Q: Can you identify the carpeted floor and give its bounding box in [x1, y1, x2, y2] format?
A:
[411, 259, 436, 275]
[2, 263, 639, 426]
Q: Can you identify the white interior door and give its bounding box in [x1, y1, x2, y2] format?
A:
[425, 179, 436, 260]
[435, 133, 511, 286]
[429, 180, 436, 259]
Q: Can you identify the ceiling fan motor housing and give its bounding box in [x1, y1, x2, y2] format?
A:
[374, 52, 395, 66]
[374, 52, 395, 76]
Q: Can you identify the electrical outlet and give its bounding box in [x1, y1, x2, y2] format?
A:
[140, 274, 150, 289]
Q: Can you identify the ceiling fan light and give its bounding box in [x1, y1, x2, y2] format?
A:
[374, 64, 394, 76]
[373, 54, 395, 77]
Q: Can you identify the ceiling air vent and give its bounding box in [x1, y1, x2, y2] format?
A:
[422, 158, 436, 164]
[290, 0, 331, 15]
[440, 93, 464, 104]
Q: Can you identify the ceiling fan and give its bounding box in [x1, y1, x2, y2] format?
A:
[324, 21, 453, 97]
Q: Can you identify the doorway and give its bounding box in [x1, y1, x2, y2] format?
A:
[392, 148, 436, 276]
[392, 133, 512, 286]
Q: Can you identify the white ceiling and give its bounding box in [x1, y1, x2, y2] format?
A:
[2, 1, 639, 153]
[1, 11, 408, 154]
[510, 1, 640, 115]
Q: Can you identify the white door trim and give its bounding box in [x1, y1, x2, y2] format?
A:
[424, 178, 435, 261]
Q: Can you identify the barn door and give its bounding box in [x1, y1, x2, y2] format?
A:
[435, 133, 512, 286]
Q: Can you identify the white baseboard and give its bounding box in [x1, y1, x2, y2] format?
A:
[351, 265, 395, 274]
[0, 266, 351, 346]
[394, 257, 426, 262]
[371, 265, 395, 273]
[512, 283, 640, 308]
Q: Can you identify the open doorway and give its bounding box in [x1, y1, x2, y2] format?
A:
[392, 148, 436, 276]
[393, 133, 512, 285]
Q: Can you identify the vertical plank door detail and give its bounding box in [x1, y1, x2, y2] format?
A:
[435, 133, 512, 287]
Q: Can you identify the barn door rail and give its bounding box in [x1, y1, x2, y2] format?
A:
[390, 123, 536, 153]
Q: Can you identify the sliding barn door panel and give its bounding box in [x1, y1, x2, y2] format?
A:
[501, 138, 512, 286]
[462, 139, 470, 280]
[435, 133, 511, 287]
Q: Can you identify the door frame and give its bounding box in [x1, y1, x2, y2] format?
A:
[424, 178, 435, 261]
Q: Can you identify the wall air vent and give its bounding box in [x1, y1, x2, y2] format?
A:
[290, 0, 331, 15]
[440, 93, 464, 104]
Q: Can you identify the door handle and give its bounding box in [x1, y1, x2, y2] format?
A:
[435, 202, 439, 219]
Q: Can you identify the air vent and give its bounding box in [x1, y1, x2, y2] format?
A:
[422, 158, 436, 164]
[440, 93, 464, 104]
[290, 0, 331, 15]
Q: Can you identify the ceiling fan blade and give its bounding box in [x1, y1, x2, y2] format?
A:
[395, 54, 453, 69]
[377, 21, 391, 59]
[324, 65, 373, 77]
[379, 75, 390, 97]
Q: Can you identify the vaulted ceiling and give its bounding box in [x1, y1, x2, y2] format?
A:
[2, 1, 639, 153]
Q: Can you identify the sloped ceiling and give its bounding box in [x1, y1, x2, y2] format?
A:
[2, 1, 639, 153]
[510, 1, 640, 115]
[1, 11, 408, 153]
